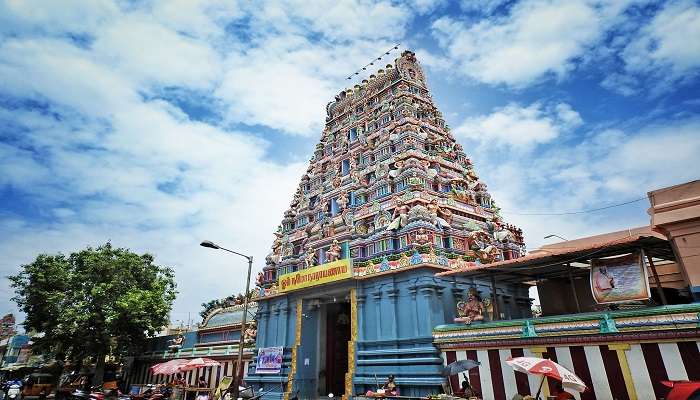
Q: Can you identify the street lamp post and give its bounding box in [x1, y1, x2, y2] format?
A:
[200, 240, 253, 400]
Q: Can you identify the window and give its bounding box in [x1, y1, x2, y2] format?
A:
[367, 172, 376, 184]
[376, 239, 391, 253]
[443, 237, 451, 249]
[377, 184, 390, 197]
[330, 198, 339, 216]
[399, 235, 408, 248]
[341, 159, 350, 176]
[381, 115, 391, 125]
[295, 216, 308, 228]
[396, 178, 408, 191]
[349, 128, 358, 142]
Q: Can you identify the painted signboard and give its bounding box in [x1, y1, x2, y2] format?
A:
[590, 251, 651, 304]
[255, 346, 283, 374]
[278, 258, 352, 292]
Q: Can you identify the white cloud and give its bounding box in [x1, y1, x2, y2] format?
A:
[619, 0, 700, 93]
[432, 0, 632, 87]
[454, 101, 582, 148]
[462, 116, 700, 250]
[92, 16, 222, 89]
[0, 0, 422, 322]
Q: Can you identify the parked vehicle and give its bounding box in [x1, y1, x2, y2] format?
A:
[7, 383, 22, 400]
[21, 373, 55, 400]
[662, 380, 700, 400]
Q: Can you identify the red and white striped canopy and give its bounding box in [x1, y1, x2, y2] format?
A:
[150, 359, 189, 375]
[506, 357, 587, 393]
[179, 357, 221, 371]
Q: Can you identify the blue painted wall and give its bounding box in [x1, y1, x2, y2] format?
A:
[143, 331, 198, 352]
[246, 267, 531, 399]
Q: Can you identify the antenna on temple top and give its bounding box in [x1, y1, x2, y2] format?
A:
[346, 44, 401, 81]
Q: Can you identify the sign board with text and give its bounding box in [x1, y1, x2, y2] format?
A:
[278, 258, 352, 292]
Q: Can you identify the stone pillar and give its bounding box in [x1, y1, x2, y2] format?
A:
[372, 290, 382, 339]
[387, 288, 399, 339]
[408, 286, 419, 337]
[357, 293, 367, 341]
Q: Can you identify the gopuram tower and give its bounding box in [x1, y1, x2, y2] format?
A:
[246, 51, 530, 399]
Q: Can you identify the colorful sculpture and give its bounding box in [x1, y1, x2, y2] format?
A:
[243, 321, 257, 345]
[326, 239, 342, 262]
[387, 199, 409, 231]
[456, 288, 485, 324]
[257, 50, 524, 289]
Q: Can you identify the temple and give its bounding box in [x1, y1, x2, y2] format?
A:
[121, 51, 700, 400]
[246, 50, 529, 399]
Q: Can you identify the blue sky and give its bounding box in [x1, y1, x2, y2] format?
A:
[1, 0, 699, 326]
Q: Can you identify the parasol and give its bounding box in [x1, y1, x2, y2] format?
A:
[442, 359, 480, 376]
[150, 359, 188, 375]
[179, 357, 221, 371]
[506, 357, 586, 398]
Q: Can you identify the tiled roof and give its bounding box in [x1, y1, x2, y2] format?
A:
[436, 232, 671, 278]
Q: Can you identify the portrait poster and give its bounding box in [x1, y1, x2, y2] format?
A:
[255, 346, 283, 374]
[590, 251, 650, 304]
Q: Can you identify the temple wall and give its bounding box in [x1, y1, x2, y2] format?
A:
[247, 266, 531, 399]
[434, 304, 700, 400]
[440, 341, 699, 400]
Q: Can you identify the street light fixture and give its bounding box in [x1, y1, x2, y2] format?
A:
[544, 234, 568, 241]
[200, 240, 253, 400]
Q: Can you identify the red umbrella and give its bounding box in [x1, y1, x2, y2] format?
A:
[179, 357, 221, 371]
[150, 359, 189, 375]
[506, 357, 586, 397]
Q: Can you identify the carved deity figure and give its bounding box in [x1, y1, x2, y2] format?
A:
[243, 322, 257, 345]
[169, 334, 184, 351]
[386, 199, 409, 231]
[336, 192, 349, 211]
[478, 245, 500, 264]
[255, 272, 264, 287]
[304, 247, 317, 269]
[427, 199, 451, 229]
[413, 227, 432, 248]
[456, 288, 485, 324]
[326, 239, 342, 263]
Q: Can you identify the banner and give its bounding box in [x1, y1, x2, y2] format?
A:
[590, 251, 650, 304]
[213, 376, 232, 400]
[278, 258, 352, 292]
[255, 347, 283, 374]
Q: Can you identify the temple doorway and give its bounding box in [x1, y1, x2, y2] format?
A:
[321, 301, 350, 397]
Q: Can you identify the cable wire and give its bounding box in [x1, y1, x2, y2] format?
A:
[500, 197, 647, 216]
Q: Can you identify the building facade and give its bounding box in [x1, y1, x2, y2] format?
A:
[246, 51, 529, 399]
[126, 303, 257, 391]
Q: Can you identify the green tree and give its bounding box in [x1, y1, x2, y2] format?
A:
[9, 243, 177, 384]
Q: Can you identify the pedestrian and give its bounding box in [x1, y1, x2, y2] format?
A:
[554, 382, 574, 400]
[197, 376, 207, 388]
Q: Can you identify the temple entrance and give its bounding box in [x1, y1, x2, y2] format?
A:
[321, 302, 350, 397]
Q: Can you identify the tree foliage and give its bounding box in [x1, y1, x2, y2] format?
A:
[9, 243, 177, 379]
